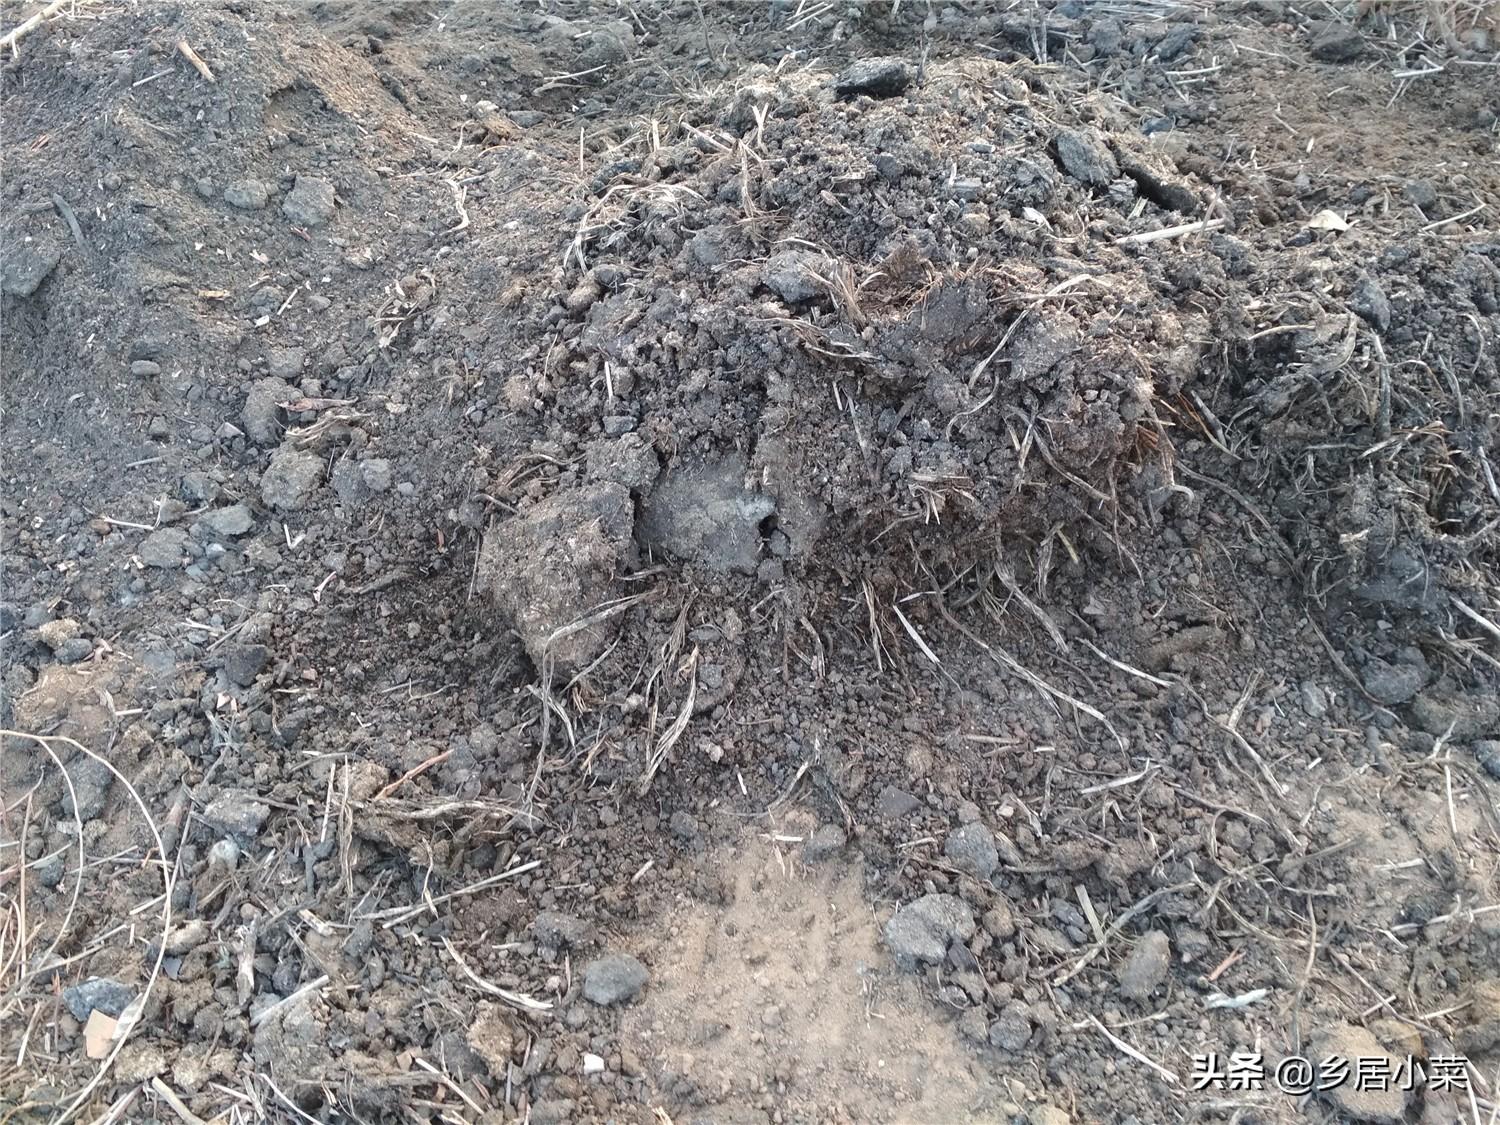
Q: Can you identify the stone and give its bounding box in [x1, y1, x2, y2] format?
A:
[943, 822, 999, 879]
[35, 618, 81, 651]
[266, 347, 306, 381]
[1404, 179, 1439, 211]
[54, 638, 92, 664]
[582, 953, 648, 1005]
[224, 180, 270, 210]
[260, 446, 325, 511]
[988, 1002, 1033, 1052]
[200, 504, 255, 539]
[668, 811, 699, 841]
[222, 644, 270, 687]
[1306, 1023, 1408, 1123]
[1350, 274, 1391, 332]
[138, 527, 190, 568]
[1116, 930, 1171, 1000]
[875, 785, 920, 820]
[884, 894, 976, 971]
[532, 911, 593, 949]
[582, 1052, 605, 1075]
[763, 250, 831, 303]
[833, 57, 913, 98]
[1474, 740, 1500, 780]
[2, 242, 63, 297]
[281, 176, 336, 227]
[1411, 688, 1499, 739]
[63, 756, 113, 822]
[637, 452, 773, 574]
[241, 378, 290, 445]
[201, 790, 270, 838]
[1361, 657, 1423, 705]
[478, 483, 634, 675]
[1299, 681, 1328, 719]
[804, 824, 846, 862]
[360, 458, 393, 492]
[131, 360, 162, 377]
[1054, 128, 1119, 187]
[62, 978, 135, 1022]
[1028, 1107, 1071, 1125]
[1310, 23, 1365, 62]
[983, 901, 1017, 940]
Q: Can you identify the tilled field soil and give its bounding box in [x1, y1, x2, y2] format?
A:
[3, 1, 1500, 1122]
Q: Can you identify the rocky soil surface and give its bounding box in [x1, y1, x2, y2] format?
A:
[2, 1, 1499, 1123]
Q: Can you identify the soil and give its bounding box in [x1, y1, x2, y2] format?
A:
[2, 1, 1499, 1123]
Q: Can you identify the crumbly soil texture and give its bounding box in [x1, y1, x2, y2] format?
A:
[3, 1, 1500, 1122]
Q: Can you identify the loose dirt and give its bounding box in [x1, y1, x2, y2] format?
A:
[2, 1, 1499, 1123]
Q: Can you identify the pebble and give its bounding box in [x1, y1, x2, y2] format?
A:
[884, 893, 977, 971]
[532, 911, 594, 949]
[1474, 740, 1500, 781]
[582, 953, 648, 1005]
[360, 458, 393, 492]
[201, 790, 270, 839]
[1116, 930, 1171, 1000]
[803, 823, 846, 862]
[1310, 23, 1365, 61]
[1350, 274, 1391, 333]
[832, 57, 913, 98]
[1306, 1023, 1407, 1123]
[281, 175, 336, 227]
[224, 179, 270, 210]
[668, 811, 699, 841]
[131, 360, 162, 377]
[138, 527, 190, 568]
[1362, 657, 1423, 705]
[988, 1002, 1033, 1052]
[944, 822, 999, 879]
[261, 446, 325, 511]
[581, 1052, 605, 1075]
[63, 977, 135, 1021]
[200, 503, 255, 539]
[2, 243, 62, 297]
[222, 644, 270, 687]
[1054, 128, 1119, 187]
[1299, 681, 1328, 719]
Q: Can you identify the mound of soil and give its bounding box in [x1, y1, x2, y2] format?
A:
[3, 1, 1499, 1123]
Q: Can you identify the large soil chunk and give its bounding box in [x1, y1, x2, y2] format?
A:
[479, 483, 634, 674]
[637, 453, 773, 574]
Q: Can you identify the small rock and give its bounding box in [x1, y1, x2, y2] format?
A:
[1404, 178, 1439, 211]
[241, 378, 290, 445]
[1299, 681, 1328, 719]
[1028, 1107, 1071, 1125]
[35, 618, 81, 651]
[201, 790, 270, 839]
[207, 838, 240, 873]
[988, 1002, 1033, 1052]
[1054, 128, 1119, 187]
[64, 757, 113, 821]
[582, 1052, 605, 1075]
[1, 243, 63, 297]
[1474, 740, 1500, 780]
[138, 527, 190, 569]
[1306, 1023, 1408, 1123]
[224, 180, 270, 210]
[763, 249, 829, 303]
[532, 911, 593, 949]
[1411, 688, 1500, 739]
[668, 811, 699, 841]
[266, 347, 306, 381]
[982, 901, 1017, 940]
[260, 446, 325, 511]
[200, 504, 255, 539]
[804, 824, 846, 862]
[875, 785, 920, 820]
[1116, 930, 1171, 1000]
[131, 360, 162, 377]
[54, 637, 93, 664]
[1350, 274, 1391, 333]
[884, 893, 976, 971]
[63, 978, 135, 1021]
[582, 953, 649, 1005]
[833, 57, 913, 98]
[281, 176, 336, 227]
[1310, 23, 1365, 62]
[360, 458, 393, 493]
[944, 822, 999, 879]
[1361, 657, 1422, 705]
[222, 644, 270, 687]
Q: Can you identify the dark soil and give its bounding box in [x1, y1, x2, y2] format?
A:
[3, 1, 1499, 1123]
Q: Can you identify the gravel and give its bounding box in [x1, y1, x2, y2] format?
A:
[138, 527, 189, 568]
[832, 57, 913, 98]
[884, 893, 977, 971]
[1116, 930, 1171, 1000]
[63, 978, 135, 1021]
[943, 822, 999, 880]
[281, 175, 336, 226]
[582, 953, 649, 1005]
